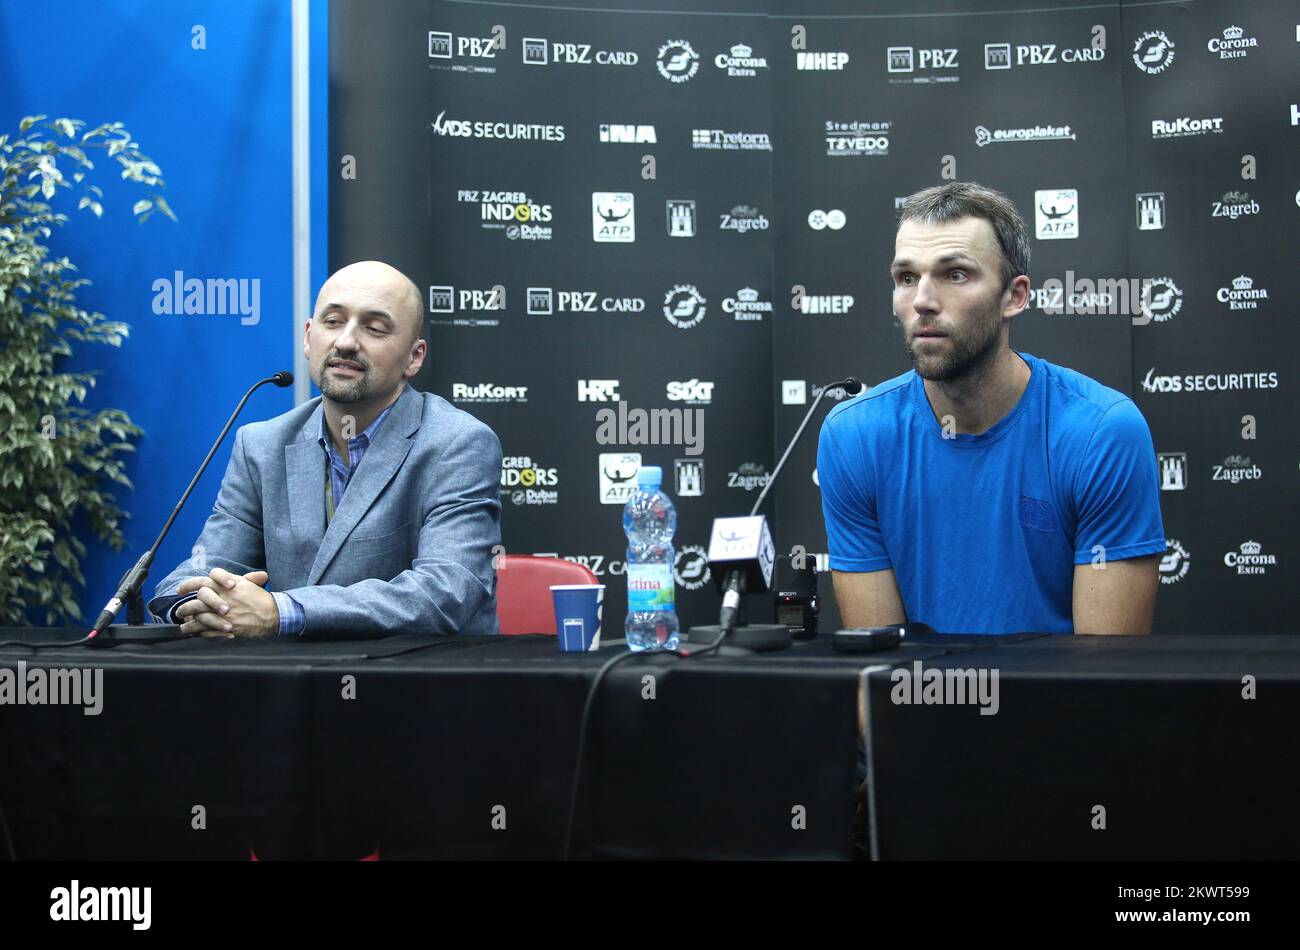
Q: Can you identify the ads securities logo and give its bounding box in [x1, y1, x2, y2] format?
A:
[1141, 367, 1280, 394]
[825, 120, 891, 157]
[1035, 189, 1078, 240]
[1133, 30, 1175, 74]
[976, 123, 1076, 146]
[657, 39, 699, 82]
[592, 192, 635, 242]
[663, 284, 706, 328]
[431, 109, 566, 142]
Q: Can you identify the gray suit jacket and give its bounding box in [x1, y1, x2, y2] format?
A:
[149, 386, 502, 637]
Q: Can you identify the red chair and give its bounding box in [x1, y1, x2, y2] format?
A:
[496, 555, 598, 635]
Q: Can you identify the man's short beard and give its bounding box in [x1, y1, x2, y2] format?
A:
[318, 362, 373, 404]
[904, 293, 1005, 383]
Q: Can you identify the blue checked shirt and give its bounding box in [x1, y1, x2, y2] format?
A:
[270, 402, 397, 635]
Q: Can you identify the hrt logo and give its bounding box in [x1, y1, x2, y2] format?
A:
[666, 379, 715, 403]
[578, 379, 621, 402]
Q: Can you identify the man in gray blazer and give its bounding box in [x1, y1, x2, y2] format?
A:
[149, 260, 502, 638]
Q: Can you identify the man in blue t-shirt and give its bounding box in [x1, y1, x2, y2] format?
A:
[817, 182, 1165, 635]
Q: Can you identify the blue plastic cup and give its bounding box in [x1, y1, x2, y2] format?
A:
[550, 584, 605, 652]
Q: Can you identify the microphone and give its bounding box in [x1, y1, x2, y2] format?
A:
[693, 377, 863, 652]
[84, 371, 293, 644]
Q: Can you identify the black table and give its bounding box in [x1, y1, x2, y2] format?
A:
[2, 628, 1297, 859]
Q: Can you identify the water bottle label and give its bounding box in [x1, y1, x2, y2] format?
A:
[626, 563, 675, 611]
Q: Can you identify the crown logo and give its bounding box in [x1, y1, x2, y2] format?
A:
[737, 287, 759, 302]
[1232, 275, 1253, 290]
[730, 44, 753, 58]
[1223, 26, 1243, 39]
[1223, 190, 1249, 202]
[1240, 541, 1262, 555]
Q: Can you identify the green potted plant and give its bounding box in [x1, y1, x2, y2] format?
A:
[0, 115, 174, 625]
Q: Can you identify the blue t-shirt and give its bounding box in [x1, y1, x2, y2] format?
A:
[816, 352, 1165, 634]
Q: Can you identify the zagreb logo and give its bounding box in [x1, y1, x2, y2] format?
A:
[1133, 30, 1175, 74]
[1139, 277, 1183, 323]
[657, 39, 699, 82]
[663, 284, 706, 329]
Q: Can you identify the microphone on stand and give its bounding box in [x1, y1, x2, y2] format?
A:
[83, 371, 294, 646]
[691, 377, 864, 652]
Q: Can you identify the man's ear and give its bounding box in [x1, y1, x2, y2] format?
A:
[404, 338, 427, 379]
[1003, 275, 1031, 317]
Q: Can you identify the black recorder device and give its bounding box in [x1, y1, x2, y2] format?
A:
[833, 626, 904, 653]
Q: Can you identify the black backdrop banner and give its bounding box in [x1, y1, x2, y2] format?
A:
[329, 0, 1298, 635]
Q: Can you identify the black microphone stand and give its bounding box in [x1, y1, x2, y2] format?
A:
[84, 372, 293, 645]
[694, 378, 862, 652]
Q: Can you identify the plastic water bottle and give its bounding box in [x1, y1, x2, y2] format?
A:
[623, 466, 679, 651]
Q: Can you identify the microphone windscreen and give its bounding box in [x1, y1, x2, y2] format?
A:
[272, 371, 294, 388]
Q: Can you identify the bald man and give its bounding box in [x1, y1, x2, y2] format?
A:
[149, 261, 503, 638]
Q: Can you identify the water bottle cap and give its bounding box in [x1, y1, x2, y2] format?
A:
[636, 466, 663, 488]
